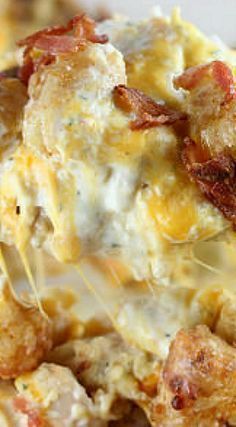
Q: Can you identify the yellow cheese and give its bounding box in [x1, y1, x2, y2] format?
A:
[126, 37, 184, 105]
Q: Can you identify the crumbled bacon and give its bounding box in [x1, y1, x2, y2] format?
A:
[182, 137, 236, 227]
[14, 397, 44, 427]
[113, 85, 187, 130]
[174, 60, 235, 104]
[17, 14, 108, 85]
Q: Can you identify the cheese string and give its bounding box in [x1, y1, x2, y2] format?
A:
[19, 248, 48, 319]
[75, 264, 123, 333]
[190, 244, 223, 276]
[0, 243, 27, 305]
[106, 262, 122, 288]
[34, 248, 46, 291]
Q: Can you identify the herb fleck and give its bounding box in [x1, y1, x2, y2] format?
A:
[112, 243, 120, 248]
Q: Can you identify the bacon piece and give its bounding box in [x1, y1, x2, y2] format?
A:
[32, 35, 86, 54]
[17, 25, 71, 48]
[17, 14, 108, 85]
[14, 397, 44, 427]
[182, 137, 236, 227]
[174, 60, 235, 104]
[18, 14, 108, 51]
[113, 85, 187, 130]
[70, 14, 108, 44]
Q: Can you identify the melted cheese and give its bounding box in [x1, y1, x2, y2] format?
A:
[0, 10, 234, 427]
[0, 19, 232, 286]
[115, 285, 228, 357]
[100, 9, 236, 104]
[0, 11, 235, 380]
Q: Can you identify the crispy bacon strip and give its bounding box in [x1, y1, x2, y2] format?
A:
[17, 14, 108, 85]
[18, 14, 108, 49]
[182, 137, 236, 227]
[113, 85, 187, 130]
[174, 60, 235, 104]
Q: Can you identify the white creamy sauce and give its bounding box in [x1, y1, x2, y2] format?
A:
[101, 163, 138, 212]
[115, 285, 219, 357]
[98, 18, 166, 57]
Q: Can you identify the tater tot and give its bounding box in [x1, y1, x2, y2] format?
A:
[0, 277, 52, 379]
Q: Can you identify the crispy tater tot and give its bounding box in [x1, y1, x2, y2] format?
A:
[175, 61, 236, 229]
[151, 325, 236, 426]
[0, 277, 52, 379]
[175, 60, 236, 157]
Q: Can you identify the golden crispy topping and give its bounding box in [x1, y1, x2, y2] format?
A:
[163, 325, 236, 411]
[176, 61, 236, 228]
[0, 281, 52, 379]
